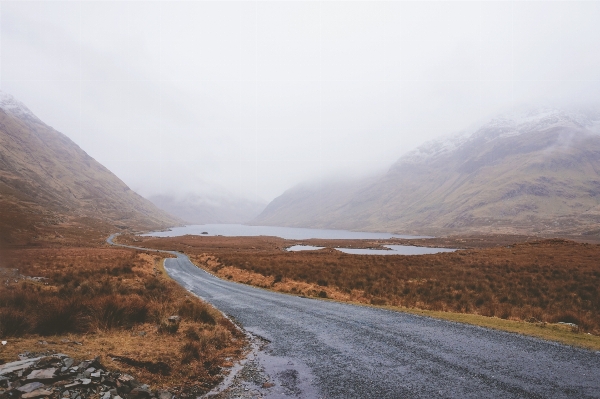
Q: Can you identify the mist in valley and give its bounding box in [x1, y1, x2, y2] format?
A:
[2, 1, 600, 225]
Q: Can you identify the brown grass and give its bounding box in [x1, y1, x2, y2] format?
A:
[126, 235, 600, 337]
[0, 247, 246, 393]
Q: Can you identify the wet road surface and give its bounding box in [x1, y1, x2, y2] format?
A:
[163, 252, 600, 399]
[106, 237, 600, 398]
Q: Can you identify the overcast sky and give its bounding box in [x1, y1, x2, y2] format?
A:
[2, 1, 599, 202]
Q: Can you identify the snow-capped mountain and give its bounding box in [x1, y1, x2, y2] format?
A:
[0, 91, 39, 121]
[400, 107, 600, 165]
[254, 106, 600, 236]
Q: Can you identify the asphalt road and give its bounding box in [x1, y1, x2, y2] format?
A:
[107, 236, 600, 398]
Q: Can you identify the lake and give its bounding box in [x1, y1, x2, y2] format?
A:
[143, 224, 428, 240]
[286, 244, 456, 255]
[336, 245, 456, 255]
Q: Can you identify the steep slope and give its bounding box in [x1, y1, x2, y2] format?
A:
[253, 108, 600, 235]
[148, 193, 266, 224]
[0, 91, 180, 245]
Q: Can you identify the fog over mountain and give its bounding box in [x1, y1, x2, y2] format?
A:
[2, 2, 600, 203]
[253, 107, 600, 235]
[148, 192, 266, 225]
[0, 91, 180, 245]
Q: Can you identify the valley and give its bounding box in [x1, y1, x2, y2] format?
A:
[118, 232, 600, 349]
[114, 234, 600, 398]
[2, 2, 600, 397]
[254, 108, 600, 237]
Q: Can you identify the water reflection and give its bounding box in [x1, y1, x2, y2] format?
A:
[336, 245, 456, 256]
[143, 224, 428, 240]
[286, 245, 325, 251]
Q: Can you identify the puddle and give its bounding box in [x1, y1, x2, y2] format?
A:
[336, 245, 456, 255]
[286, 245, 325, 251]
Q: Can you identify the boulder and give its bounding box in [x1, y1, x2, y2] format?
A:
[17, 382, 45, 393]
[26, 368, 57, 381]
[0, 357, 43, 376]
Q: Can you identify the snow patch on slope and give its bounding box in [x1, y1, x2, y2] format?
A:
[0, 91, 38, 120]
[399, 107, 600, 165]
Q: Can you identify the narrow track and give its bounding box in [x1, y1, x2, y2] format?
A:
[108, 235, 600, 398]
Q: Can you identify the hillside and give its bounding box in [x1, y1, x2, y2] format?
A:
[148, 193, 266, 225]
[0, 91, 179, 245]
[253, 107, 600, 236]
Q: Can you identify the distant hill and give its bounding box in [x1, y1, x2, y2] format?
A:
[0, 91, 180, 245]
[253, 107, 600, 236]
[149, 193, 266, 225]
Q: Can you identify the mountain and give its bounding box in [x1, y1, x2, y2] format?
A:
[253, 107, 600, 236]
[148, 193, 266, 224]
[0, 91, 180, 245]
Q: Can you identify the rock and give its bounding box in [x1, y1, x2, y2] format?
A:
[262, 382, 275, 388]
[8, 380, 22, 389]
[0, 353, 173, 399]
[21, 389, 53, 399]
[156, 390, 172, 399]
[35, 357, 60, 368]
[64, 382, 81, 389]
[0, 357, 43, 376]
[26, 368, 57, 381]
[83, 367, 95, 377]
[130, 387, 151, 398]
[77, 362, 90, 370]
[17, 382, 45, 393]
[117, 374, 134, 384]
[167, 316, 180, 323]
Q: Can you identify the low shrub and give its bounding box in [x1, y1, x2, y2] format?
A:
[178, 300, 216, 325]
[0, 309, 30, 337]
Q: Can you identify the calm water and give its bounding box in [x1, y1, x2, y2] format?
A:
[336, 245, 456, 255]
[286, 245, 325, 251]
[144, 224, 428, 240]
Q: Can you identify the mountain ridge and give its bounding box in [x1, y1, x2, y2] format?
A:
[0, 91, 180, 245]
[253, 107, 600, 236]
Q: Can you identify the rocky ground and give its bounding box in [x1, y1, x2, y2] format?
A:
[0, 353, 175, 399]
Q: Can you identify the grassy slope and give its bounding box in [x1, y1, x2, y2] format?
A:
[253, 127, 600, 237]
[0, 108, 180, 247]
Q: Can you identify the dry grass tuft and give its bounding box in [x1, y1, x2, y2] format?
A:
[0, 247, 246, 392]
[171, 238, 600, 335]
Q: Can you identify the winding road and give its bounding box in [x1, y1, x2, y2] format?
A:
[108, 235, 600, 398]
